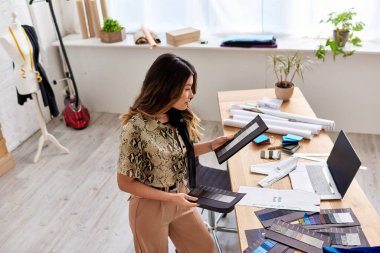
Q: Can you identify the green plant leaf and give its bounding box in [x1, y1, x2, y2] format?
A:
[102, 18, 123, 32]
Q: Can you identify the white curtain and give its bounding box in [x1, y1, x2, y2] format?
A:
[104, 0, 380, 41]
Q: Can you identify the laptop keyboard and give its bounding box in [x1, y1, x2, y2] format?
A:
[306, 164, 333, 195]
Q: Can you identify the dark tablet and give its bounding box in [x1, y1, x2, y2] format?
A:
[215, 115, 268, 164]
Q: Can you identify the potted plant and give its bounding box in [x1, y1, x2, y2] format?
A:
[100, 18, 126, 43]
[269, 52, 313, 101]
[315, 8, 365, 61]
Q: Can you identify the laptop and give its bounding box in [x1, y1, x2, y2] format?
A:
[289, 131, 361, 200]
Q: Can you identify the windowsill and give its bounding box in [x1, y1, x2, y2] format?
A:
[55, 33, 380, 55]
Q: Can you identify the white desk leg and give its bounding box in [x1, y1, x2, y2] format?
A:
[32, 93, 70, 163]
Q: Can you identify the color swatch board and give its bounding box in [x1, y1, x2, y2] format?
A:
[188, 185, 245, 213]
[313, 226, 369, 248]
[243, 239, 289, 253]
[244, 228, 294, 253]
[255, 208, 315, 228]
[298, 208, 360, 229]
[266, 219, 331, 253]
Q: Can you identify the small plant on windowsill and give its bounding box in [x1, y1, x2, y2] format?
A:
[269, 52, 313, 101]
[315, 8, 365, 61]
[100, 18, 126, 43]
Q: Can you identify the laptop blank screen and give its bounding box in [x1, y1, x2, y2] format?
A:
[327, 131, 361, 198]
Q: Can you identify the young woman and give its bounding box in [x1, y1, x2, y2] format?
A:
[117, 53, 232, 253]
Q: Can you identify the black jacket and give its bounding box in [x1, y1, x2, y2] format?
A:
[17, 25, 59, 118]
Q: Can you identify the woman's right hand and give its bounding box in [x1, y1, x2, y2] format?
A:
[169, 193, 199, 207]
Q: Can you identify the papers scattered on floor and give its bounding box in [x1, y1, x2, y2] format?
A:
[237, 186, 320, 212]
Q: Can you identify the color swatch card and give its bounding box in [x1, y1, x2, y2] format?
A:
[188, 185, 246, 213]
[261, 150, 281, 160]
[243, 238, 290, 253]
[298, 208, 360, 229]
[313, 226, 369, 248]
[266, 219, 331, 253]
[282, 134, 303, 143]
[255, 208, 315, 228]
[244, 228, 294, 253]
[253, 134, 271, 144]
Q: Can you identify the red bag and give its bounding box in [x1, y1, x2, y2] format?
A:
[63, 98, 90, 129]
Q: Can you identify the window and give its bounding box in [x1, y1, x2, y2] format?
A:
[107, 0, 380, 41]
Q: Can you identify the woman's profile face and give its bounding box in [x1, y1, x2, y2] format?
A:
[172, 75, 194, 111]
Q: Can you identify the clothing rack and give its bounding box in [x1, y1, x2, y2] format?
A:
[29, 0, 80, 108]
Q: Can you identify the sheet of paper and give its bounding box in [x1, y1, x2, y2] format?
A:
[237, 186, 320, 212]
[289, 164, 316, 193]
[251, 157, 298, 187]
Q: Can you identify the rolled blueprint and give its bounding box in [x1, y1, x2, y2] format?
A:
[141, 25, 157, 48]
[259, 108, 335, 131]
[233, 115, 321, 135]
[230, 109, 287, 121]
[223, 119, 314, 139]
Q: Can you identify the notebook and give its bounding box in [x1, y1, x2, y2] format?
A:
[289, 131, 361, 200]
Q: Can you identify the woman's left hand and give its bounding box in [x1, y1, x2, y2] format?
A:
[210, 134, 234, 151]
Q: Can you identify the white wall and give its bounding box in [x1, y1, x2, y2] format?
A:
[62, 42, 380, 134]
[1, 1, 380, 153]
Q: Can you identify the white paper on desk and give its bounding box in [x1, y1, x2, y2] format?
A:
[237, 186, 320, 212]
[256, 157, 298, 187]
[251, 157, 298, 175]
[289, 164, 316, 193]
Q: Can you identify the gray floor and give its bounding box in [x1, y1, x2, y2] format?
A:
[0, 112, 378, 253]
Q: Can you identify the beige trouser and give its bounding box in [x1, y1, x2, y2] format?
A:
[129, 188, 216, 253]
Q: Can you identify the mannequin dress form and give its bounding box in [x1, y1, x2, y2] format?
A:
[0, 12, 69, 163]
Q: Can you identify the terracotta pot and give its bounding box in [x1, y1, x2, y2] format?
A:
[333, 30, 350, 47]
[275, 82, 294, 101]
[100, 28, 126, 43]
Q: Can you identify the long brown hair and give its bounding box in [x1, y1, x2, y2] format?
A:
[120, 53, 200, 140]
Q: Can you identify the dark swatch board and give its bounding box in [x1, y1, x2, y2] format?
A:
[255, 208, 316, 228]
[265, 219, 331, 253]
[188, 185, 246, 213]
[243, 239, 289, 253]
[244, 229, 294, 253]
[313, 226, 369, 248]
[298, 208, 360, 229]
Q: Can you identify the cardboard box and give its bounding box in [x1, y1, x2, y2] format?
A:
[166, 27, 200, 47]
[0, 153, 14, 176]
[0, 138, 8, 158]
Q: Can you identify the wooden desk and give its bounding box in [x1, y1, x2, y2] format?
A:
[217, 87, 380, 251]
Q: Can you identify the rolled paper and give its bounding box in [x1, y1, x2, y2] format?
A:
[76, 0, 89, 39]
[90, 0, 101, 37]
[223, 118, 314, 139]
[141, 25, 157, 48]
[233, 114, 321, 135]
[230, 109, 287, 121]
[84, 0, 95, 37]
[100, 0, 108, 20]
[259, 108, 335, 131]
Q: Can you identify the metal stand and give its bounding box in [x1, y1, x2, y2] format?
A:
[205, 211, 237, 253]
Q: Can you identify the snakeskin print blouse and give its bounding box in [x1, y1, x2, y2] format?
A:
[117, 112, 188, 188]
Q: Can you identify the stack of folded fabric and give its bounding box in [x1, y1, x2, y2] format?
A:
[220, 34, 277, 48]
